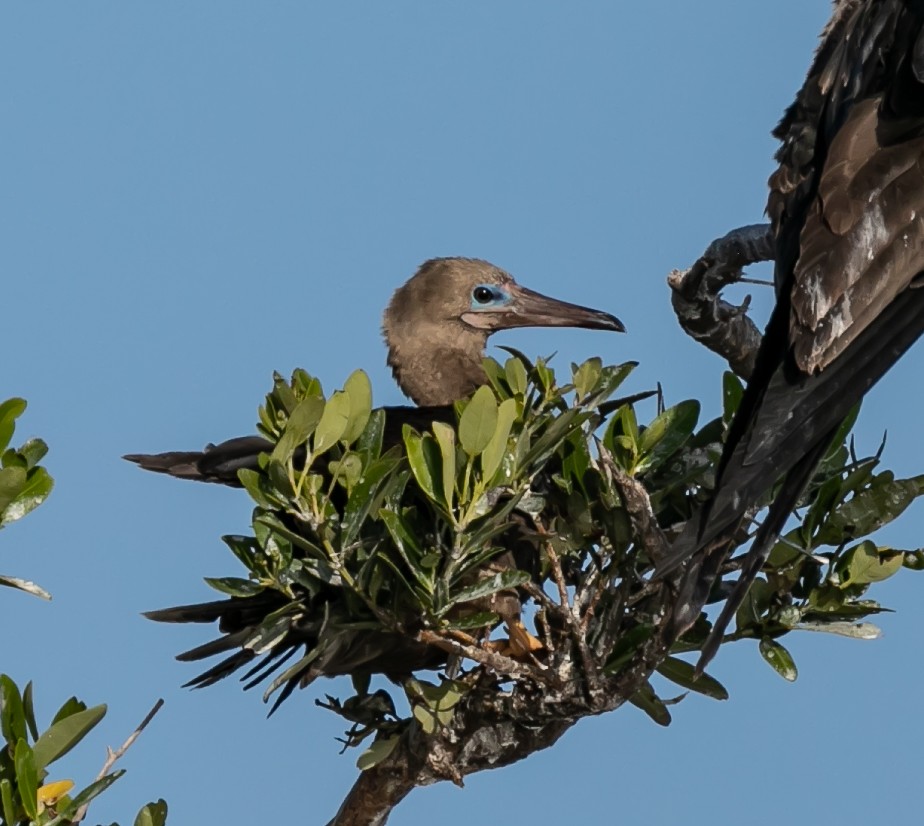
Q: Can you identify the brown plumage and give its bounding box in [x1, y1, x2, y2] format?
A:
[127, 257, 622, 480]
[657, 0, 924, 671]
[130, 257, 623, 699]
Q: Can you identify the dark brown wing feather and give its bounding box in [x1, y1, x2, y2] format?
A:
[657, 0, 924, 669]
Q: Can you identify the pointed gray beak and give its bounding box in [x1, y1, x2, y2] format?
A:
[462, 283, 625, 333]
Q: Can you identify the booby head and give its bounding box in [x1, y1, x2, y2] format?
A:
[383, 257, 624, 406]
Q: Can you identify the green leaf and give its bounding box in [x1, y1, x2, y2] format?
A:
[14, 739, 38, 819]
[0, 398, 27, 455]
[403, 428, 438, 503]
[438, 570, 529, 614]
[759, 638, 798, 682]
[837, 541, 904, 586]
[722, 372, 744, 425]
[313, 391, 352, 454]
[51, 696, 86, 726]
[357, 735, 400, 771]
[504, 358, 528, 396]
[1, 466, 53, 527]
[628, 682, 672, 726]
[22, 682, 38, 742]
[0, 779, 16, 826]
[342, 370, 373, 445]
[458, 386, 498, 457]
[32, 704, 106, 769]
[271, 395, 324, 464]
[481, 398, 517, 483]
[572, 357, 602, 399]
[637, 400, 700, 474]
[56, 771, 124, 820]
[134, 799, 169, 826]
[413, 703, 439, 734]
[656, 657, 728, 700]
[0, 466, 27, 519]
[431, 422, 456, 507]
[342, 455, 404, 544]
[817, 472, 924, 545]
[203, 576, 263, 597]
[0, 675, 27, 747]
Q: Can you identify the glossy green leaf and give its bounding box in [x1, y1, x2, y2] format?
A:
[0, 675, 26, 747]
[22, 681, 37, 742]
[0, 779, 16, 826]
[656, 657, 728, 700]
[722, 371, 744, 425]
[50, 696, 86, 726]
[403, 428, 438, 502]
[56, 771, 124, 820]
[33, 704, 106, 769]
[134, 799, 169, 826]
[628, 682, 671, 726]
[637, 400, 700, 473]
[759, 638, 798, 682]
[458, 386, 498, 457]
[14, 739, 38, 819]
[0, 398, 26, 455]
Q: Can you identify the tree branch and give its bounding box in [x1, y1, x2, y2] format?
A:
[326, 468, 713, 826]
[668, 223, 773, 379]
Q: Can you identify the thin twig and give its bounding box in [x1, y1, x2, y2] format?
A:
[74, 698, 165, 822]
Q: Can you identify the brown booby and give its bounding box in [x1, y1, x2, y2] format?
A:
[128, 257, 624, 698]
[657, 0, 924, 671]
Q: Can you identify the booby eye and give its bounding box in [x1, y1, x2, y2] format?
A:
[472, 285, 496, 304]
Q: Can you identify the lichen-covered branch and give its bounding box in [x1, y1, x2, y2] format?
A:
[668, 223, 773, 379]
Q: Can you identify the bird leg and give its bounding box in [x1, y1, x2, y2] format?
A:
[668, 223, 773, 380]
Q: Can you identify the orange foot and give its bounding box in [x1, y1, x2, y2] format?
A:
[486, 620, 544, 659]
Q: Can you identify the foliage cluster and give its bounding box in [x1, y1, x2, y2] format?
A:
[0, 399, 166, 826]
[172, 356, 924, 761]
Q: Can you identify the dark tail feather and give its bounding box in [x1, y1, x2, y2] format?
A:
[124, 435, 271, 487]
[692, 435, 831, 674]
[658, 285, 924, 581]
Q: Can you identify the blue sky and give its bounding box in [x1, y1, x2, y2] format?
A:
[3, 2, 922, 823]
